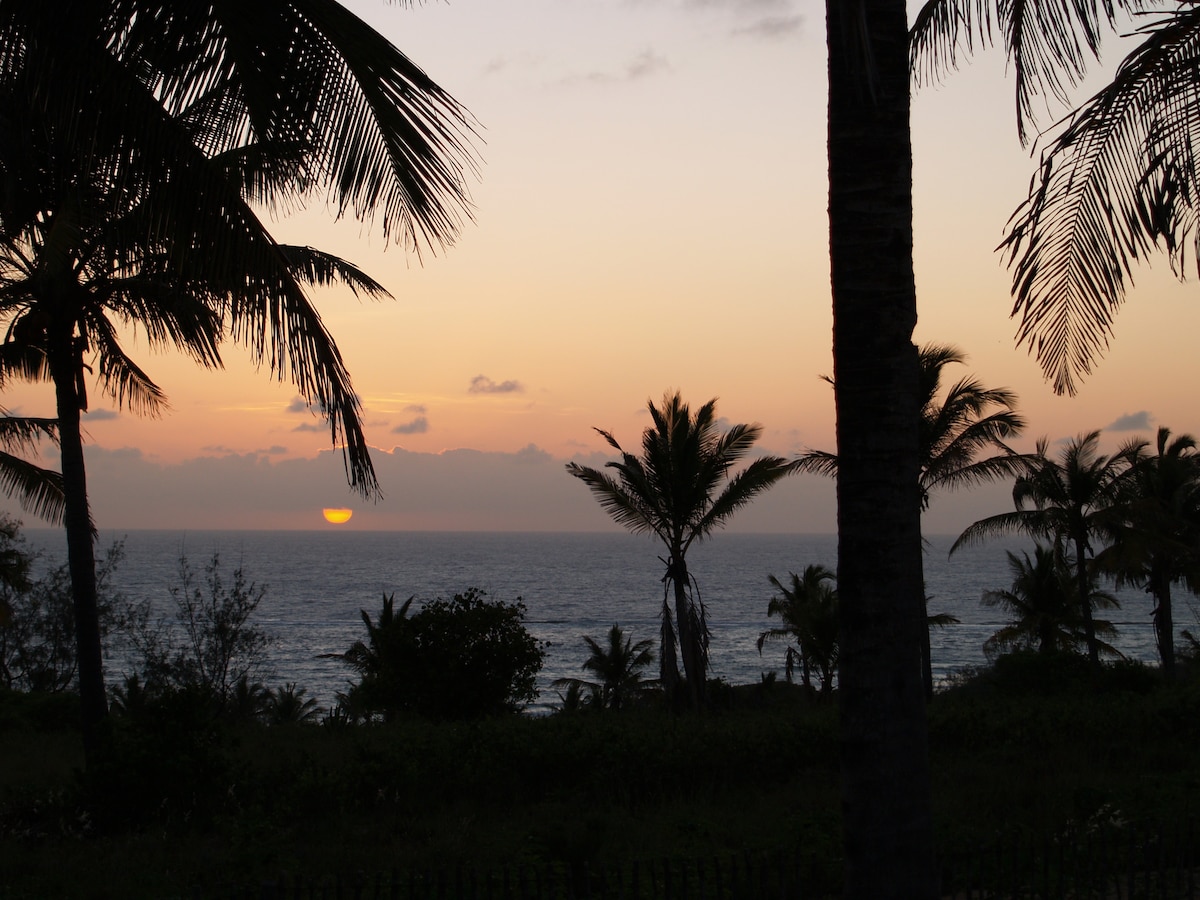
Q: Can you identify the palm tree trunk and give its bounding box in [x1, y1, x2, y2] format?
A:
[1074, 536, 1100, 671]
[1152, 565, 1175, 680]
[919, 552, 933, 700]
[671, 557, 705, 709]
[48, 334, 108, 767]
[827, 0, 937, 895]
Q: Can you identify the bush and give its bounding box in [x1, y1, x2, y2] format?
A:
[336, 588, 547, 720]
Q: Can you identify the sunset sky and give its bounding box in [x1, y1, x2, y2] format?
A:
[2, 0, 1196, 535]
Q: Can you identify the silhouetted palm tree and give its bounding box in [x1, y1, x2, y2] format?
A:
[327, 593, 415, 722]
[953, 430, 1142, 670]
[566, 391, 796, 709]
[553, 625, 657, 711]
[758, 564, 840, 697]
[798, 343, 1027, 696]
[1096, 427, 1200, 679]
[0, 2, 476, 762]
[983, 544, 1120, 658]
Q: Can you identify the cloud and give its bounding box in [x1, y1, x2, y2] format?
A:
[287, 396, 328, 416]
[78, 442, 837, 533]
[1106, 411, 1153, 432]
[564, 50, 670, 86]
[393, 416, 429, 435]
[83, 409, 119, 421]
[292, 422, 328, 433]
[732, 15, 803, 38]
[469, 375, 524, 395]
[259, 445, 288, 456]
[404, 404, 428, 414]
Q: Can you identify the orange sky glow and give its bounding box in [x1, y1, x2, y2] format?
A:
[2, 0, 1196, 535]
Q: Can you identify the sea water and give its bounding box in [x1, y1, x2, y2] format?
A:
[20, 529, 1170, 713]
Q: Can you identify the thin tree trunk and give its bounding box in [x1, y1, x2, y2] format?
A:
[919, 550, 933, 700]
[827, 0, 937, 895]
[1153, 566, 1175, 680]
[50, 335, 107, 766]
[1074, 535, 1100, 671]
[672, 558, 705, 709]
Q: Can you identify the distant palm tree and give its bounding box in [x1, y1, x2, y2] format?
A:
[757, 564, 840, 697]
[566, 391, 797, 709]
[797, 343, 1027, 696]
[983, 544, 1120, 658]
[553, 625, 657, 712]
[954, 431, 1143, 670]
[327, 593, 415, 723]
[267, 683, 322, 725]
[1096, 427, 1200, 679]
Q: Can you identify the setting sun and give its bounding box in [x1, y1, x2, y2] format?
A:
[322, 508, 353, 525]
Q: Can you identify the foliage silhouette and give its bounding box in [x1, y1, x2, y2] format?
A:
[982, 544, 1120, 658]
[954, 431, 1141, 671]
[552, 624, 657, 712]
[566, 391, 796, 709]
[912, 0, 1200, 396]
[1096, 427, 1200, 680]
[0, 0, 477, 764]
[758, 565, 840, 698]
[332, 588, 546, 721]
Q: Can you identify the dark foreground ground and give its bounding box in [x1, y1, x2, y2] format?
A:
[3, 655, 1200, 898]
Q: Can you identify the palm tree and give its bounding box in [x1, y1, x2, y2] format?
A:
[566, 391, 796, 709]
[1096, 427, 1200, 679]
[953, 430, 1142, 670]
[983, 544, 1120, 658]
[827, 0, 938, 892]
[552, 625, 657, 712]
[757, 564, 840, 698]
[327, 593, 416, 722]
[797, 343, 1028, 697]
[0, 2, 476, 762]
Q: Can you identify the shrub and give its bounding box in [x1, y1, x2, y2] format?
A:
[335, 588, 547, 720]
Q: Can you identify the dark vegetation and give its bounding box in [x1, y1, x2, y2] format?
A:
[5, 658, 1200, 898]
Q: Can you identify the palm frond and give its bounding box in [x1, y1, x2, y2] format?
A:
[1002, 7, 1200, 395]
[276, 245, 393, 301]
[0, 448, 64, 524]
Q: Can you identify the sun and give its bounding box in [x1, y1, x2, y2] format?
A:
[322, 508, 353, 525]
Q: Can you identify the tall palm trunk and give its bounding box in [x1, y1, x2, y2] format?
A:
[48, 326, 107, 765]
[670, 555, 705, 709]
[1150, 563, 1175, 679]
[919, 552, 933, 700]
[1073, 534, 1100, 671]
[827, 0, 936, 895]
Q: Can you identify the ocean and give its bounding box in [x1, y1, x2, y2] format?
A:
[20, 529, 1169, 713]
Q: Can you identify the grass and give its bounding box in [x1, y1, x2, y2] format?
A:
[3, 659, 1200, 897]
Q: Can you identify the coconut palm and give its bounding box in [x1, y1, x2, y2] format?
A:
[326, 593, 415, 723]
[797, 343, 1027, 697]
[0, 2, 476, 763]
[757, 564, 840, 698]
[552, 625, 657, 712]
[566, 392, 796, 709]
[983, 544, 1121, 658]
[953, 430, 1143, 670]
[1096, 427, 1200, 679]
[828, 0, 938, 889]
